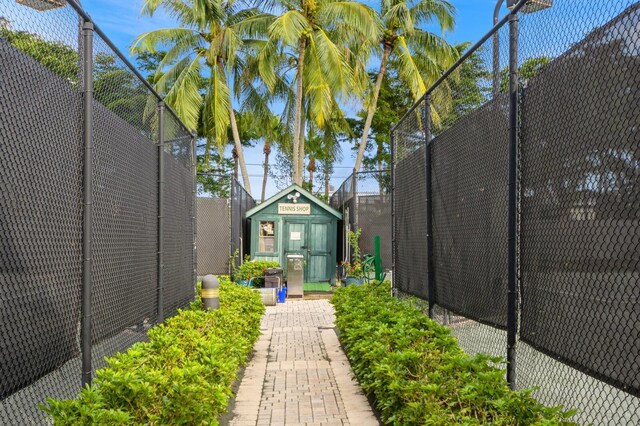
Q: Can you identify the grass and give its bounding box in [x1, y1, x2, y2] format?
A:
[303, 282, 332, 292]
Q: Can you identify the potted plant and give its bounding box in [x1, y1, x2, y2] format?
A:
[341, 261, 365, 286]
[343, 229, 365, 286]
[233, 256, 280, 287]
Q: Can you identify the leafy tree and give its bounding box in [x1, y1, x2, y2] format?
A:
[0, 24, 78, 84]
[352, 0, 459, 173]
[197, 150, 233, 197]
[351, 70, 412, 175]
[93, 53, 150, 131]
[135, 50, 167, 84]
[436, 45, 490, 130]
[1, 23, 154, 132]
[499, 55, 552, 92]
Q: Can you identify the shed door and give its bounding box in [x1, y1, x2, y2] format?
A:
[284, 221, 306, 254]
[307, 222, 331, 282]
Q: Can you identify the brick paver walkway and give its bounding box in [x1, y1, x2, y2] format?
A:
[229, 300, 378, 426]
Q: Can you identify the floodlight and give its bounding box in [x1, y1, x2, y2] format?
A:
[16, 0, 65, 11]
[509, 0, 552, 14]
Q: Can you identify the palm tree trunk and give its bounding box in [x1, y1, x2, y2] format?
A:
[204, 140, 212, 170]
[229, 106, 252, 195]
[219, 57, 252, 195]
[232, 147, 239, 181]
[354, 44, 391, 173]
[307, 157, 315, 192]
[261, 139, 271, 202]
[298, 111, 306, 183]
[293, 37, 307, 186]
[378, 157, 383, 197]
[324, 161, 330, 199]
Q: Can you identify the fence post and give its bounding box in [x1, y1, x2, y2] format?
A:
[229, 177, 235, 274]
[157, 101, 165, 323]
[191, 131, 197, 290]
[423, 98, 435, 318]
[352, 169, 358, 233]
[390, 127, 395, 296]
[506, 6, 520, 390]
[81, 19, 94, 387]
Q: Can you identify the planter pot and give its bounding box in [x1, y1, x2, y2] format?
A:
[345, 276, 365, 286]
[235, 280, 251, 287]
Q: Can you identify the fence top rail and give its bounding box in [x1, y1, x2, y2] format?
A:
[355, 169, 391, 176]
[231, 177, 255, 201]
[391, 0, 530, 133]
[65, 0, 192, 137]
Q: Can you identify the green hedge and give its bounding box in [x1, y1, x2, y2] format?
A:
[331, 283, 576, 425]
[43, 277, 265, 425]
[233, 259, 280, 287]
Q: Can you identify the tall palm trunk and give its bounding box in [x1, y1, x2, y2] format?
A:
[232, 147, 239, 180]
[298, 111, 306, 183]
[229, 106, 252, 194]
[378, 156, 384, 197]
[324, 161, 330, 199]
[219, 58, 252, 194]
[293, 37, 307, 185]
[307, 157, 316, 192]
[261, 139, 271, 202]
[354, 44, 391, 173]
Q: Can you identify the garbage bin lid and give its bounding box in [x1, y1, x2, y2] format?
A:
[287, 254, 304, 259]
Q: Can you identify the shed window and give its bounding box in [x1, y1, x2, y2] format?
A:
[259, 221, 276, 252]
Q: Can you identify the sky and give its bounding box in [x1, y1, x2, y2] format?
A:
[77, 0, 520, 199]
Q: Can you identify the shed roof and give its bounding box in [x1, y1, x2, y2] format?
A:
[246, 184, 342, 219]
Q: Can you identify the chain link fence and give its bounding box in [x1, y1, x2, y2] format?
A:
[231, 178, 256, 270]
[195, 175, 254, 277]
[196, 174, 232, 276]
[330, 170, 392, 269]
[0, 1, 195, 423]
[392, 1, 639, 424]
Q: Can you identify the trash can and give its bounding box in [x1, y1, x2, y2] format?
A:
[286, 254, 304, 297]
[264, 268, 283, 289]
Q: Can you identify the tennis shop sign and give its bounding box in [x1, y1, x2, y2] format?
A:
[277, 203, 311, 215]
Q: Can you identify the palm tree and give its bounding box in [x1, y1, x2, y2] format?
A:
[305, 119, 344, 197]
[132, 0, 273, 194]
[353, 0, 459, 173]
[259, 0, 379, 185]
[260, 115, 287, 202]
[235, 39, 294, 201]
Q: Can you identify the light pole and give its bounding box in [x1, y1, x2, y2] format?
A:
[493, 0, 552, 95]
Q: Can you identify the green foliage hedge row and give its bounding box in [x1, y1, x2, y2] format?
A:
[233, 258, 280, 287]
[44, 277, 265, 425]
[331, 283, 576, 425]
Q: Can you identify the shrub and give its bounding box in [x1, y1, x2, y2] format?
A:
[331, 283, 576, 425]
[233, 257, 280, 287]
[43, 277, 265, 425]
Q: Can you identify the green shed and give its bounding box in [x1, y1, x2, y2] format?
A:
[246, 184, 342, 284]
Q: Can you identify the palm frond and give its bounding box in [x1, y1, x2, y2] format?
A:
[157, 54, 204, 130]
[268, 9, 311, 47]
[383, 2, 412, 33]
[202, 64, 232, 150]
[410, 0, 455, 32]
[317, 2, 381, 42]
[394, 35, 426, 100]
[131, 27, 198, 54]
